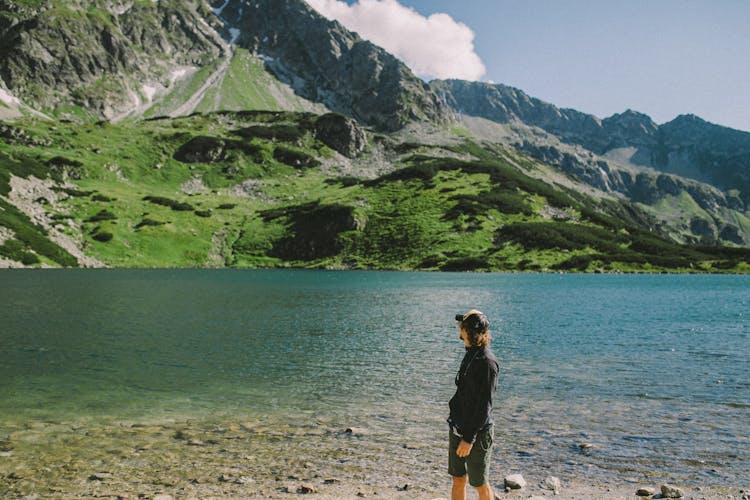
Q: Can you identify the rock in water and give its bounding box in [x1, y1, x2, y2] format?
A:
[540, 475, 561, 494]
[636, 486, 656, 496]
[504, 474, 526, 490]
[88, 472, 113, 481]
[298, 483, 316, 494]
[661, 484, 684, 498]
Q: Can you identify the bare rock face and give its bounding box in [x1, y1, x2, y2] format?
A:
[314, 113, 366, 158]
[218, 0, 447, 131]
[432, 79, 750, 209]
[0, 0, 223, 118]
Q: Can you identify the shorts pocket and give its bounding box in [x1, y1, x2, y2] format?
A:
[478, 428, 494, 451]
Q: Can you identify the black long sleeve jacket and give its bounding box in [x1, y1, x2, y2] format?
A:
[448, 346, 499, 444]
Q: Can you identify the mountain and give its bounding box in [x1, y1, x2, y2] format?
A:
[0, 0, 446, 130]
[1, 0, 749, 270]
[0, 0, 225, 120]
[212, 0, 446, 131]
[433, 79, 750, 245]
[433, 79, 750, 200]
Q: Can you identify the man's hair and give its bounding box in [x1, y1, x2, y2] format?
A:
[460, 312, 490, 347]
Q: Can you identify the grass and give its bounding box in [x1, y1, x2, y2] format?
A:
[1, 113, 749, 272]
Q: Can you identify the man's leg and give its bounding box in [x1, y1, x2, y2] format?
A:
[451, 475, 467, 500]
[474, 482, 493, 500]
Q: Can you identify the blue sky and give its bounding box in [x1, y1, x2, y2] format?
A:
[313, 0, 750, 132]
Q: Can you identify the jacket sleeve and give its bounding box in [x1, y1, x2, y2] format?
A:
[460, 359, 498, 443]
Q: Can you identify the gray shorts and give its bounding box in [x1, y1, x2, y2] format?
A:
[448, 425, 494, 487]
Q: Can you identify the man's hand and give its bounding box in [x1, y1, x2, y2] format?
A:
[456, 439, 473, 458]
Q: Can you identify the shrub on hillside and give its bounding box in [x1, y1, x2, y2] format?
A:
[440, 256, 489, 272]
[233, 124, 308, 142]
[143, 196, 194, 211]
[87, 209, 116, 222]
[261, 202, 357, 261]
[0, 199, 77, 267]
[272, 146, 320, 169]
[496, 222, 625, 252]
[446, 189, 532, 220]
[0, 239, 39, 265]
[135, 218, 166, 229]
[92, 232, 113, 243]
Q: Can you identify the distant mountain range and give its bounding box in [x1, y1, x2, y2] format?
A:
[1, 0, 748, 269]
[433, 80, 750, 198]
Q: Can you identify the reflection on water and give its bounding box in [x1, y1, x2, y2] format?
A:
[0, 270, 748, 484]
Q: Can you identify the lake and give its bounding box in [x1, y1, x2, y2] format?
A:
[0, 269, 748, 491]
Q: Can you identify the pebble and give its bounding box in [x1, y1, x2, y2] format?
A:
[578, 442, 595, 450]
[153, 495, 173, 500]
[661, 484, 684, 498]
[240, 422, 256, 432]
[89, 472, 113, 481]
[345, 427, 367, 436]
[504, 473, 526, 490]
[298, 483, 316, 494]
[636, 486, 656, 496]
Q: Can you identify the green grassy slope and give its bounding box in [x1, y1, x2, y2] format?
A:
[143, 49, 325, 119]
[1, 112, 749, 272]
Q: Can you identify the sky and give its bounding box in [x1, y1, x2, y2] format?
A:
[306, 0, 750, 132]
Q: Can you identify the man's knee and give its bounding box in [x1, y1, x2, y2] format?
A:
[474, 482, 493, 500]
[452, 474, 468, 486]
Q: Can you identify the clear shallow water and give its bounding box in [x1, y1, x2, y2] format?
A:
[0, 270, 748, 485]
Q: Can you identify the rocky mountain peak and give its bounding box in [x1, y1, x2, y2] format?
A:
[0, 0, 224, 118]
[601, 109, 658, 148]
[213, 0, 447, 131]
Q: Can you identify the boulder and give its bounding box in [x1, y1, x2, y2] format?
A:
[314, 113, 367, 158]
[661, 484, 684, 498]
[540, 475, 561, 494]
[504, 473, 526, 490]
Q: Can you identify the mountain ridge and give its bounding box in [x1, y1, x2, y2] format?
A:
[433, 79, 750, 200]
[1, 0, 749, 269]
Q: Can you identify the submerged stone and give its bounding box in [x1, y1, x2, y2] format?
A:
[504, 473, 526, 490]
[661, 484, 684, 498]
[541, 475, 561, 494]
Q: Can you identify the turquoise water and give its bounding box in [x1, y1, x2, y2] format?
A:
[0, 270, 748, 485]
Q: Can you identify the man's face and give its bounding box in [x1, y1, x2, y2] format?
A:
[458, 325, 468, 344]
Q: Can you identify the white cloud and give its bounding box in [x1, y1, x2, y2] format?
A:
[305, 0, 486, 81]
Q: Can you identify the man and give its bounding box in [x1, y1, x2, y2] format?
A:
[448, 309, 499, 500]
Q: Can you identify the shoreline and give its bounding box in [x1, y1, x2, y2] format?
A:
[1, 416, 746, 500]
[2, 266, 750, 275]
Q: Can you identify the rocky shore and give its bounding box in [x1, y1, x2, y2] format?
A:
[1, 416, 747, 500]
